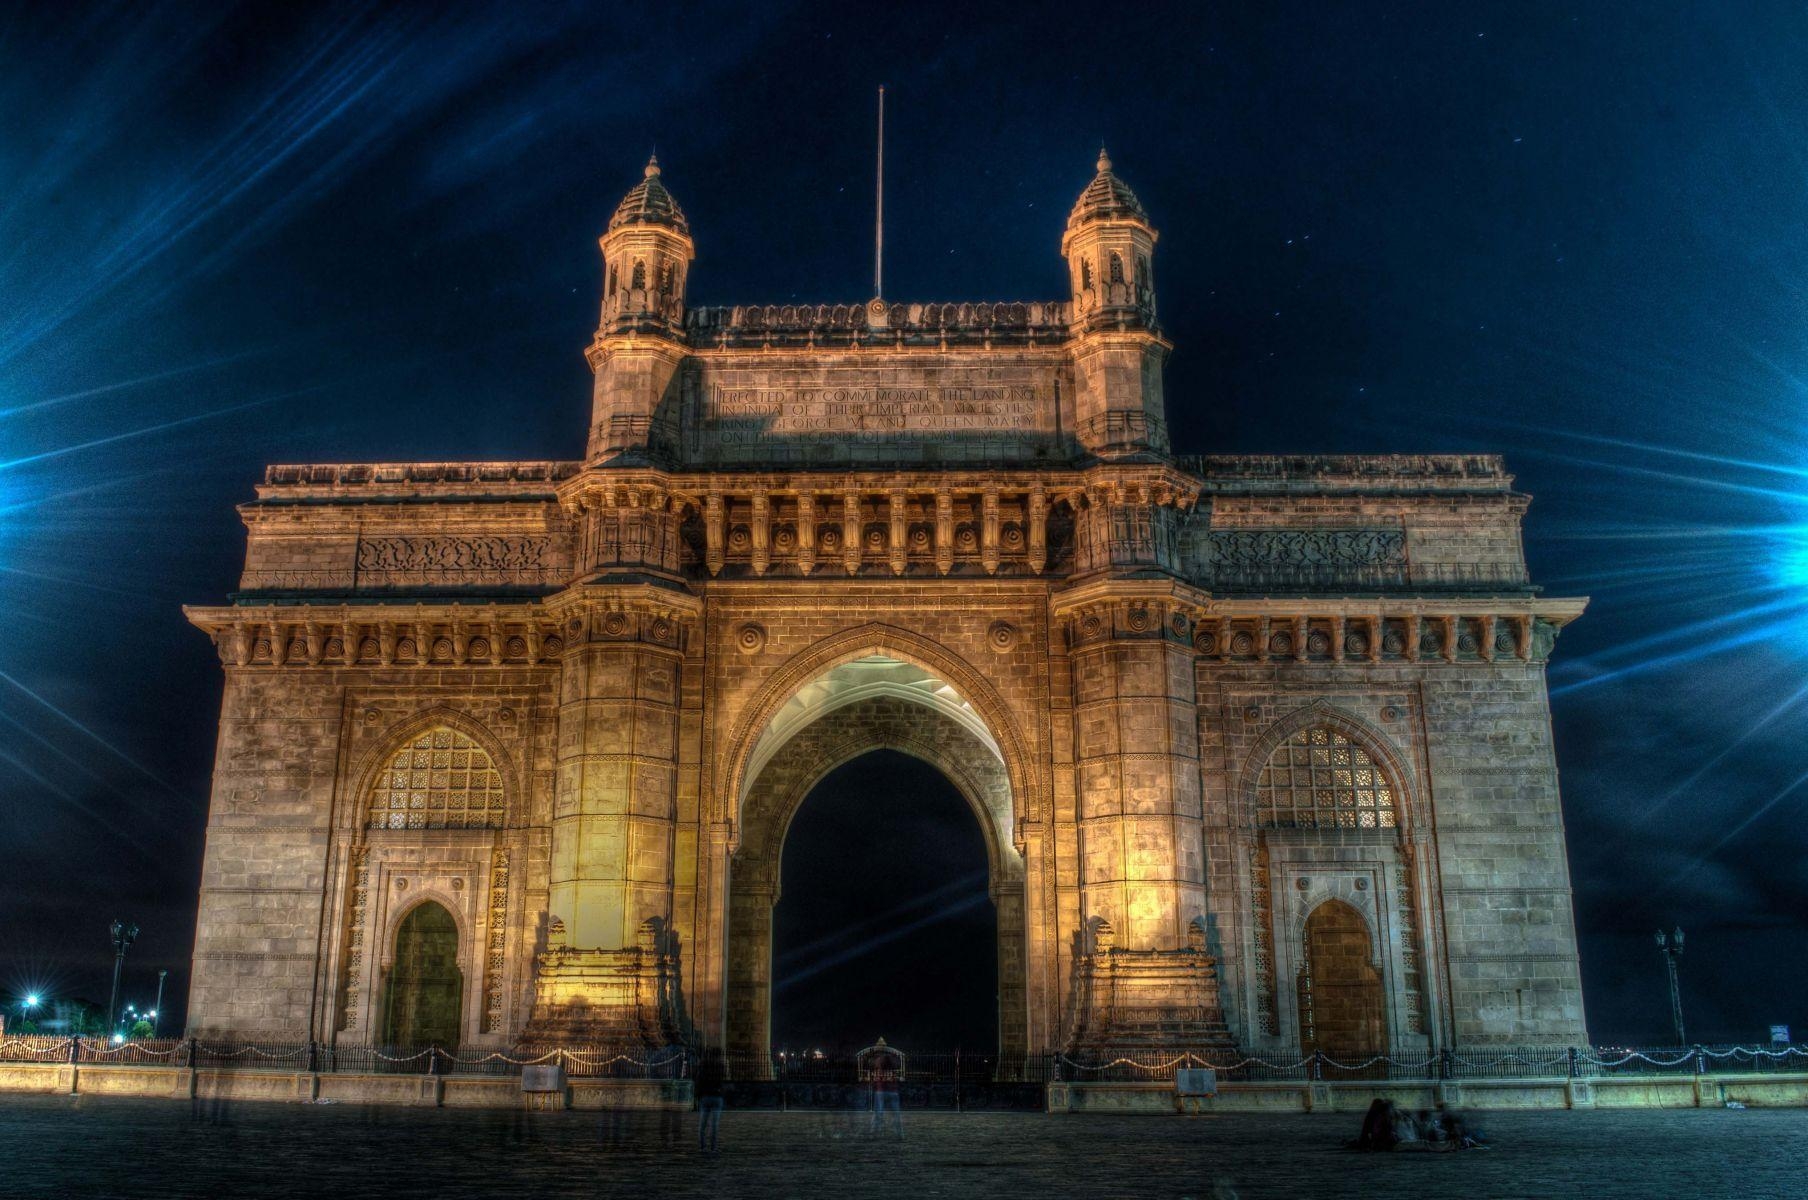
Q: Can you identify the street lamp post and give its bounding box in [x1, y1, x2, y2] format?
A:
[1655, 927, 1686, 1045]
[106, 919, 138, 1037]
[152, 970, 167, 1037]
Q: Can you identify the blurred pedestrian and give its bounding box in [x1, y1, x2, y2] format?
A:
[866, 1039, 902, 1138]
[694, 1046, 727, 1153]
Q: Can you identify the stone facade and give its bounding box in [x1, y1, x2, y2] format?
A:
[183, 151, 1589, 1059]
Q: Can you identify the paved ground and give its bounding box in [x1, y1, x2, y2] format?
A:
[0, 1095, 1801, 1199]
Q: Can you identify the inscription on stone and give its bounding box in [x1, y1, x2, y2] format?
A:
[687, 365, 1063, 463]
[708, 385, 1040, 443]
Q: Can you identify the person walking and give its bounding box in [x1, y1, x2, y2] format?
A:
[694, 1047, 727, 1154]
[866, 1040, 903, 1139]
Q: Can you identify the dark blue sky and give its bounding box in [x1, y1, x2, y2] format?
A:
[3, 2, 1806, 1044]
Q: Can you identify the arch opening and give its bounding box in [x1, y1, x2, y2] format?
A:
[770, 750, 996, 1054]
[722, 649, 1028, 1068]
[382, 901, 463, 1050]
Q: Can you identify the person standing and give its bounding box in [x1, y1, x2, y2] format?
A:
[694, 1047, 727, 1153]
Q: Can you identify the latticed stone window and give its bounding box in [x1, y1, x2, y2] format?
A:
[368, 727, 505, 829]
[1257, 727, 1396, 830]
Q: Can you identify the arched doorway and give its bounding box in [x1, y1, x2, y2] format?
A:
[770, 750, 997, 1053]
[723, 654, 1028, 1066]
[1297, 899, 1386, 1058]
[383, 901, 463, 1049]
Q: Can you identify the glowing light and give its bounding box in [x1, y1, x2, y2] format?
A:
[23, 994, 39, 1008]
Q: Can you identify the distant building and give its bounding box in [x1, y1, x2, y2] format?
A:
[184, 151, 1589, 1062]
[33, 998, 103, 1036]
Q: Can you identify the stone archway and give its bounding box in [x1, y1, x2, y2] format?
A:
[382, 901, 463, 1049]
[1297, 899, 1386, 1059]
[723, 656, 1026, 1067]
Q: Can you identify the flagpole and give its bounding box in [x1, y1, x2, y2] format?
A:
[875, 85, 885, 300]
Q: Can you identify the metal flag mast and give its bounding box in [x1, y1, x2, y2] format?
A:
[874, 85, 884, 300]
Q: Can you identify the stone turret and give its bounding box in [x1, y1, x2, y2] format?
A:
[1062, 149, 1171, 458]
[586, 156, 694, 464]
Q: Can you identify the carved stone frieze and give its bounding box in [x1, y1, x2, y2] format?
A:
[356, 535, 562, 584]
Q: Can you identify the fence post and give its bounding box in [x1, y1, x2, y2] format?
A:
[187, 1036, 198, 1069]
[1311, 1050, 1325, 1081]
[1567, 1046, 1578, 1079]
[1694, 1045, 1706, 1076]
[428, 1043, 441, 1076]
[69, 1035, 81, 1065]
[955, 1048, 963, 1113]
[1439, 1048, 1453, 1081]
[306, 1040, 318, 1074]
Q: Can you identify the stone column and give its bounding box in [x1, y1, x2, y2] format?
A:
[934, 489, 954, 576]
[1068, 600, 1206, 951]
[750, 494, 770, 577]
[888, 489, 908, 576]
[529, 593, 693, 1045]
[981, 488, 1001, 575]
[1028, 486, 1047, 575]
[842, 491, 862, 575]
[796, 493, 816, 576]
[704, 490, 725, 576]
[1061, 592, 1226, 1050]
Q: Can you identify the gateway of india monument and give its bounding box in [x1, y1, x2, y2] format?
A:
[182, 149, 1589, 1066]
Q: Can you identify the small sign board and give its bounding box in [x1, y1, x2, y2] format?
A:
[1175, 1068, 1217, 1097]
[521, 1064, 567, 1093]
[1771, 1025, 1791, 1045]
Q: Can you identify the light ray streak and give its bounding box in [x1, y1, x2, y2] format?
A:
[0, 669, 179, 796]
[0, 347, 270, 418]
[0, 707, 129, 797]
[0, 564, 175, 604]
[0, 744, 79, 804]
[1661, 767, 1808, 899]
[775, 892, 991, 992]
[0, 392, 293, 473]
[1525, 447, 1808, 506]
[776, 870, 989, 967]
[1551, 622, 1784, 696]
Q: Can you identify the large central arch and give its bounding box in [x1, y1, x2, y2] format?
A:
[721, 644, 1030, 1065]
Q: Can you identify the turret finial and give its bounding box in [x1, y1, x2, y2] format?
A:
[645, 154, 661, 179]
[1097, 145, 1111, 173]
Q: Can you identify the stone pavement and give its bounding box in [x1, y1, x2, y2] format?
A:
[0, 1095, 1800, 1199]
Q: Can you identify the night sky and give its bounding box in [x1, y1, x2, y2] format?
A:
[4, 3, 1806, 1046]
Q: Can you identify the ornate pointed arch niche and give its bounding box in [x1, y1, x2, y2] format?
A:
[1236, 705, 1441, 1054]
[332, 713, 519, 1047]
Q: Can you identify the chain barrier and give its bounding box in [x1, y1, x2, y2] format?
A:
[2, 1036, 1800, 1080]
[0, 1037, 76, 1058]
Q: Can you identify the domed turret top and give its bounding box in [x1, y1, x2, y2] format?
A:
[1069, 145, 1149, 227]
[609, 155, 690, 236]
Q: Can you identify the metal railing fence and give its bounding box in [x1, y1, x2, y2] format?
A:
[2, 1036, 1803, 1085]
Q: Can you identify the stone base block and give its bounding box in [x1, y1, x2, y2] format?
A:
[520, 941, 686, 1047]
